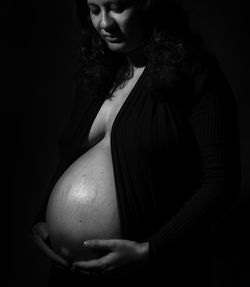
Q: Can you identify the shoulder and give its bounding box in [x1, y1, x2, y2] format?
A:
[181, 51, 229, 93]
[179, 51, 235, 110]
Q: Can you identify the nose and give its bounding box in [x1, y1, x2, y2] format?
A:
[99, 10, 114, 31]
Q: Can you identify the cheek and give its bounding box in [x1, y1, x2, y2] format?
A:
[90, 16, 99, 32]
[121, 10, 144, 33]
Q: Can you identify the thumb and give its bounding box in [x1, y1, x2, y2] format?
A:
[33, 222, 49, 240]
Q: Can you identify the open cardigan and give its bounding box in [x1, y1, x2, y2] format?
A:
[37, 54, 241, 283]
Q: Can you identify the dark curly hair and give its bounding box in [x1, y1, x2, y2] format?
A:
[74, 0, 204, 100]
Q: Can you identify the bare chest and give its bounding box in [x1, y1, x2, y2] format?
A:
[86, 67, 145, 147]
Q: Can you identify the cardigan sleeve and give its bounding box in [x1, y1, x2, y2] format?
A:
[147, 58, 241, 266]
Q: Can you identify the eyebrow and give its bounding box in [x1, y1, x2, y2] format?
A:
[87, 0, 128, 5]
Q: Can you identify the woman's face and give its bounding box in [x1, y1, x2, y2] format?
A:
[87, 0, 148, 53]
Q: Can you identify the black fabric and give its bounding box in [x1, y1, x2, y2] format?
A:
[36, 55, 241, 285]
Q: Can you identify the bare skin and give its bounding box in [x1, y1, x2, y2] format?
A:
[72, 239, 149, 277]
[32, 66, 149, 276]
[32, 0, 150, 277]
[32, 222, 70, 269]
[69, 65, 149, 276]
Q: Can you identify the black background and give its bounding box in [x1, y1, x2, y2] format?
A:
[7, 0, 249, 286]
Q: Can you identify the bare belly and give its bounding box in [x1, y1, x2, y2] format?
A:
[45, 136, 121, 261]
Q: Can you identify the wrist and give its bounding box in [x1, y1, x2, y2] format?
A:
[137, 242, 149, 264]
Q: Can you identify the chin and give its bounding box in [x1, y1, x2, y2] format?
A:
[106, 42, 133, 54]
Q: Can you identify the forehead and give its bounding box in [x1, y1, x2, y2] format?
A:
[87, 0, 132, 5]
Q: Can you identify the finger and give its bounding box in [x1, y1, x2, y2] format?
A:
[32, 222, 49, 240]
[34, 234, 68, 266]
[73, 252, 117, 270]
[83, 239, 118, 249]
[33, 234, 70, 268]
[73, 258, 105, 270]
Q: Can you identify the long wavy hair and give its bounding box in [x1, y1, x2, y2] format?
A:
[74, 0, 203, 100]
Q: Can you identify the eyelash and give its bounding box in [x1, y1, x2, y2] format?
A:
[110, 5, 125, 13]
[89, 5, 126, 15]
[89, 7, 100, 15]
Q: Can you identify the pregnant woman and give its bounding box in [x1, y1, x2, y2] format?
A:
[32, 0, 241, 286]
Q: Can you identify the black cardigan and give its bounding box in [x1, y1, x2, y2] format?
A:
[37, 55, 241, 282]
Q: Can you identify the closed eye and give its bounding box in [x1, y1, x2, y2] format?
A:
[110, 4, 126, 13]
[88, 5, 100, 15]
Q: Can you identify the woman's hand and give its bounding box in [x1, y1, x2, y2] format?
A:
[71, 239, 149, 277]
[32, 222, 70, 269]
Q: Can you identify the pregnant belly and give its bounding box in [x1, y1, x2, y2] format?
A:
[45, 139, 121, 262]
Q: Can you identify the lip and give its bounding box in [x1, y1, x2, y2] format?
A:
[102, 34, 122, 43]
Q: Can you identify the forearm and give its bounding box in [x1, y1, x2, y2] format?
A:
[148, 67, 241, 265]
[148, 179, 239, 265]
